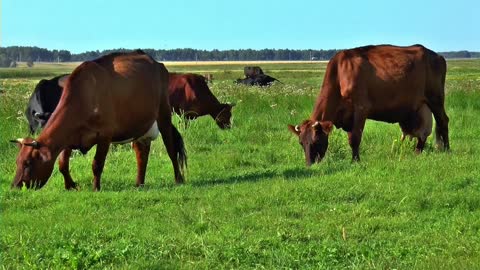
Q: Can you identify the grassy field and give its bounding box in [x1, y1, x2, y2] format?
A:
[1, 59, 480, 269]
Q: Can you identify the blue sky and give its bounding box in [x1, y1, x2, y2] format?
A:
[2, 0, 479, 53]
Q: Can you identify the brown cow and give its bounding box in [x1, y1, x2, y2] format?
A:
[288, 44, 449, 166]
[169, 73, 234, 129]
[11, 51, 187, 190]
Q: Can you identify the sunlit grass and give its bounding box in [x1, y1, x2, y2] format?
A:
[1, 60, 480, 269]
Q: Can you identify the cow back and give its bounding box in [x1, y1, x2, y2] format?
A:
[39, 51, 169, 149]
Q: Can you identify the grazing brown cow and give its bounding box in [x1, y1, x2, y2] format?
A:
[11, 51, 187, 190]
[169, 73, 234, 129]
[288, 44, 449, 166]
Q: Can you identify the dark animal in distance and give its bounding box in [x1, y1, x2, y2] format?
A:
[288, 44, 449, 166]
[169, 73, 234, 129]
[244, 66, 264, 78]
[11, 50, 187, 191]
[235, 66, 279, 86]
[235, 74, 279, 86]
[26, 74, 69, 134]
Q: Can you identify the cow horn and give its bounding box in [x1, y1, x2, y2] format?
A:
[10, 138, 24, 144]
[312, 121, 320, 128]
[295, 125, 300, 132]
[23, 140, 40, 148]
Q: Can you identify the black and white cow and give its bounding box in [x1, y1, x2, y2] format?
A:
[26, 74, 68, 134]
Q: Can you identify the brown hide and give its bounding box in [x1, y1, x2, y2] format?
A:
[12, 51, 187, 190]
[290, 44, 449, 165]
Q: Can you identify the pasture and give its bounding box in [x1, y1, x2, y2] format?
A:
[1, 59, 480, 269]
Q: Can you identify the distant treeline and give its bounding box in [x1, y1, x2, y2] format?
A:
[1, 46, 479, 67]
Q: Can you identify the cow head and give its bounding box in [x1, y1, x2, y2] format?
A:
[215, 103, 235, 129]
[288, 120, 333, 166]
[10, 138, 55, 189]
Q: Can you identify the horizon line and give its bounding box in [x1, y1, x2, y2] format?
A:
[2, 45, 479, 54]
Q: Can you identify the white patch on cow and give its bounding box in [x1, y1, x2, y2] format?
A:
[112, 121, 160, 145]
[137, 121, 160, 142]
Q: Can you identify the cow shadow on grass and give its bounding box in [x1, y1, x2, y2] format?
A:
[74, 163, 350, 191]
[190, 171, 278, 187]
[190, 164, 348, 188]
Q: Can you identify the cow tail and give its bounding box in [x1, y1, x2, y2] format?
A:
[172, 125, 187, 174]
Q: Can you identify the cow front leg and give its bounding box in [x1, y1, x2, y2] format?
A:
[92, 141, 110, 191]
[58, 148, 77, 190]
[132, 140, 151, 187]
[348, 112, 367, 162]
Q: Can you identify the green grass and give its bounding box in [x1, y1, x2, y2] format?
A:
[1, 60, 480, 269]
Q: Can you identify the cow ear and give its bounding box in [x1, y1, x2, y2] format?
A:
[288, 124, 301, 136]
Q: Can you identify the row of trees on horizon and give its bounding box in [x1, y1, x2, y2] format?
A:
[1, 46, 479, 67]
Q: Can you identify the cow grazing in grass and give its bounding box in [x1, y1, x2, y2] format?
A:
[169, 73, 234, 129]
[26, 74, 69, 134]
[11, 51, 187, 190]
[288, 44, 449, 166]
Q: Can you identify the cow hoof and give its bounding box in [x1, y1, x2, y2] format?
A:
[65, 182, 78, 190]
[175, 179, 185, 185]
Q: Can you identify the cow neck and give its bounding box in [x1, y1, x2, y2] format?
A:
[211, 103, 226, 119]
[36, 99, 80, 159]
[311, 84, 340, 124]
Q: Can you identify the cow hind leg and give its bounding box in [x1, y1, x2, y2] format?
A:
[427, 97, 450, 151]
[158, 109, 187, 184]
[58, 148, 77, 190]
[132, 140, 151, 187]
